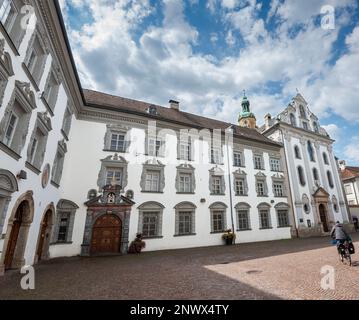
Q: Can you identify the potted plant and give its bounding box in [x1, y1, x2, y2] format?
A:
[222, 229, 236, 245]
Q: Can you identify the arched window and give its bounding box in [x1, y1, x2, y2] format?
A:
[298, 166, 306, 186]
[294, 145, 301, 159]
[313, 122, 319, 133]
[323, 152, 329, 165]
[313, 168, 319, 182]
[138, 201, 164, 238]
[299, 105, 306, 118]
[290, 113, 296, 126]
[307, 141, 315, 162]
[327, 171, 334, 189]
[302, 194, 310, 214]
[209, 202, 227, 233]
[174, 202, 196, 236]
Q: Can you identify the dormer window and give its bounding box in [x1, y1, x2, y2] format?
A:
[148, 105, 157, 115]
[289, 113, 296, 126]
[299, 105, 306, 119]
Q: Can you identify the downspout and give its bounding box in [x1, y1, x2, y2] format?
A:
[279, 127, 299, 238]
[226, 128, 236, 243]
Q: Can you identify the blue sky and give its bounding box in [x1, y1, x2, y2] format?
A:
[59, 0, 359, 165]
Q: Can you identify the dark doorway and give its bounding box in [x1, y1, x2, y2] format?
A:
[36, 210, 53, 262]
[4, 201, 27, 270]
[319, 204, 329, 232]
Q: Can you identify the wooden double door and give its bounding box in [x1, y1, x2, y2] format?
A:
[319, 204, 329, 232]
[90, 214, 122, 255]
[36, 210, 52, 262]
[4, 202, 25, 270]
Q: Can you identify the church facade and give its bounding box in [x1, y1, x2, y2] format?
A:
[0, 1, 351, 275]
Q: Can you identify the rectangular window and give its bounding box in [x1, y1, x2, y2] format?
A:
[28, 137, 38, 164]
[212, 210, 224, 232]
[148, 138, 162, 157]
[257, 181, 265, 196]
[211, 148, 222, 164]
[303, 122, 309, 130]
[233, 152, 242, 167]
[270, 158, 281, 172]
[178, 211, 192, 235]
[259, 210, 270, 229]
[277, 210, 289, 227]
[4, 112, 18, 146]
[179, 141, 191, 160]
[57, 213, 70, 242]
[110, 133, 126, 152]
[179, 173, 192, 193]
[142, 212, 158, 237]
[254, 155, 263, 170]
[235, 179, 245, 196]
[25, 35, 46, 84]
[237, 210, 250, 230]
[273, 183, 284, 197]
[345, 185, 353, 195]
[0, 0, 16, 32]
[212, 176, 222, 194]
[106, 168, 122, 186]
[145, 171, 160, 192]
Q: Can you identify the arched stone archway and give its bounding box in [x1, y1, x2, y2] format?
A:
[34, 203, 55, 264]
[0, 191, 34, 272]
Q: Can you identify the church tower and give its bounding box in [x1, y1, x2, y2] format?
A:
[238, 93, 257, 129]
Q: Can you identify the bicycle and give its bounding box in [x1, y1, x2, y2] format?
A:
[337, 240, 352, 266]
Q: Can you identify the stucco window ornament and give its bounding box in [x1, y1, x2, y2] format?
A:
[255, 172, 268, 197]
[42, 62, 62, 115]
[235, 202, 251, 231]
[137, 201, 164, 239]
[233, 169, 248, 196]
[271, 173, 286, 198]
[0, 0, 29, 50]
[104, 124, 131, 153]
[209, 166, 225, 195]
[0, 169, 18, 235]
[0, 39, 14, 107]
[61, 103, 74, 141]
[26, 112, 52, 174]
[174, 202, 197, 236]
[97, 154, 128, 191]
[23, 25, 50, 89]
[53, 199, 79, 244]
[274, 202, 290, 228]
[51, 140, 67, 187]
[209, 202, 227, 233]
[140, 159, 165, 193]
[175, 164, 195, 194]
[0, 80, 36, 158]
[257, 202, 272, 229]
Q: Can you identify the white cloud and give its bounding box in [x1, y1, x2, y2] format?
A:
[344, 136, 359, 164]
[322, 124, 340, 141]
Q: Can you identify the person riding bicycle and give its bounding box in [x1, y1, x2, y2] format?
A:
[330, 221, 351, 252]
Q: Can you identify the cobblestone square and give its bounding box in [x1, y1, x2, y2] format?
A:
[0, 234, 358, 300]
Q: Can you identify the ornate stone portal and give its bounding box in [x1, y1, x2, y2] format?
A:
[81, 184, 135, 256]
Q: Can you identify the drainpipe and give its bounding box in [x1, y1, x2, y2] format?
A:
[279, 127, 299, 238]
[226, 127, 236, 243]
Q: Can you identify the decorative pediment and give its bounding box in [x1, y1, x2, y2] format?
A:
[144, 159, 164, 167]
[255, 171, 266, 178]
[272, 172, 284, 180]
[57, 199, 79, 211]
[209, 166, 224, 175]
[58, 139, 68, 155]
[103, 154, 128, 164]
[275, 202, 290, 209]
[233, 168, 247, 177]
[0, 169, 18, 195]
[0, 39, 14, 77]
[15, 80, 36, 110]
[177, 163, 195, 170]
[37, 112, 52, 132]
[85, 190, 135, 207]
[313, 187, 330, 198]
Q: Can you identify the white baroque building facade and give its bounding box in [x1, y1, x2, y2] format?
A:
[0, 1, 350, 275]
[261, 94, 352, 237]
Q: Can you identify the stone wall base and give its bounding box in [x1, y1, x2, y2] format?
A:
[297, 225, 323, 238]
[0, 264, 4, 276]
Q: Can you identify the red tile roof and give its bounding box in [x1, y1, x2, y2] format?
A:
[341, 166, 359, 180]
[83, 89, 281, 147]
